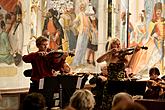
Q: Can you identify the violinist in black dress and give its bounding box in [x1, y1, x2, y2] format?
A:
[96, 38, 141, 109]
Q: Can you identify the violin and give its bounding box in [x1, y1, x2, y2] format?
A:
[46, 50, 74, 71]
[118, 46, 148, 56]
[75, 72, 99, 77]
[148, 80, 165, 88]
[47, 50, 75, 58]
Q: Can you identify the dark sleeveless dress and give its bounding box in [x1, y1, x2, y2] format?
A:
[101, 62, 126, 110]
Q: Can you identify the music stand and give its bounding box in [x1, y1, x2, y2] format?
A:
[42, 76, 60, 110]
[42, 75, 84, 109]
[107, 81, 147, 96]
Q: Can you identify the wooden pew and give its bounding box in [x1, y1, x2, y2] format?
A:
[135, 99, 165, 110]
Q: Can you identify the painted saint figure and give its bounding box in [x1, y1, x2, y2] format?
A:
[86, 10, 98, 66]
[0, 20, 14, 64]
[7, 1, 24, 66]
[71, 2, 92, 67]
[42, 8, 64, 50]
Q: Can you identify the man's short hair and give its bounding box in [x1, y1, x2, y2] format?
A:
[149, 67, 160, 76]
[36, 36, 49, 48]
[23, 92, 46, 110]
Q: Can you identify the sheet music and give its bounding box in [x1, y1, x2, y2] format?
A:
[76, 76, 83, 89]
[39, 78, 44, 89]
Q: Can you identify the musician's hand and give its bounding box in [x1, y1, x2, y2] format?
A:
[61, 63, 71, 73]
[110, 48, 118, 55]
[38, 51, 48, 56]
[115, 48, 122, 56]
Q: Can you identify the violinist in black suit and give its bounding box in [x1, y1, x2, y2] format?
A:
[143, 67, 165, 99]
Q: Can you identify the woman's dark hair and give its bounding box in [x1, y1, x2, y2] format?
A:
[149, 67, 160, 76]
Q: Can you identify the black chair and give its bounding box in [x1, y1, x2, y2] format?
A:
[23, 69, 32, 77]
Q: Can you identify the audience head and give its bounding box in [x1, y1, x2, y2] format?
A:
[36, 36, 49, 51]
[64, 106, 76, 110]
[23, 92, 46, 110]
[100, 62, 108, 76]
[112, 92, 134, 107]
[61, 62, 71, 74]
[149, 67, 160, 80]
[112, 102, 146, 110]
[69, 89, 95, 110]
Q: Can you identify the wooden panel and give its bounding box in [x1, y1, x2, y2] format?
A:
[135, 99, 165, 110]
[0, 67, 17, 77]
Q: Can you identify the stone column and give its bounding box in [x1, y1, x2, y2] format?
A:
[36, 0, 42, 36]
[97, 0, 108, 58]
[112, 0, 120, 38]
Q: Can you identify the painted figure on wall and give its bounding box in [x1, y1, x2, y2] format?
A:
[86, 7, 98, 66]
[59, 6, 77, 52]
[42, 8, 64, 50]
[0, 17, 14, 64]
[130, 2, 165, 75]
[30, 5, 38, 39]
[59, 5, 77, 64]
[0, 0, 24, 66]
[71, 2, 92, 67]
[120, 12, 134, 48]
[8, 2, 24, 66]
[135, 11, 146, 45]
[147, 2, 165, 69]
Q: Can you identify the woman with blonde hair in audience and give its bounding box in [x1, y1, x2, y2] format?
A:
[65, 89, 95, 110]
